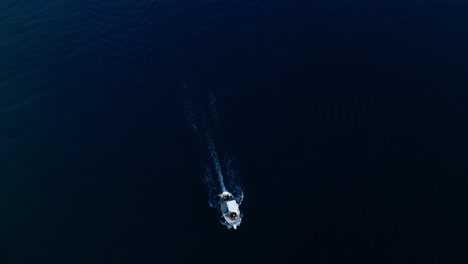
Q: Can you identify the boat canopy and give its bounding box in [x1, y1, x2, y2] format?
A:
[226, 200, 238, 212]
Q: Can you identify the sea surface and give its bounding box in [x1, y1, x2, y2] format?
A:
[1, 1, 467, 263]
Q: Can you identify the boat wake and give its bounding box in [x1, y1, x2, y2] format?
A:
[183, 81, 244, 226]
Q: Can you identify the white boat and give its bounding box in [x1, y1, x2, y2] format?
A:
[218, 191, 242, 230]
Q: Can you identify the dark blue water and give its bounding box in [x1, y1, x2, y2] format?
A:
[1, 1, 467, 263]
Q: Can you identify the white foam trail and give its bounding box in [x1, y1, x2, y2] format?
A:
[224, 156, 244, 204]
[205, 130, 226, 192]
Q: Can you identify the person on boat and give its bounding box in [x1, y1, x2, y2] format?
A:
[230, 212, 237, 220]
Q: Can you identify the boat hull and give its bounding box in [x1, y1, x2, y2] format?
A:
[219, 191, 242, 229]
